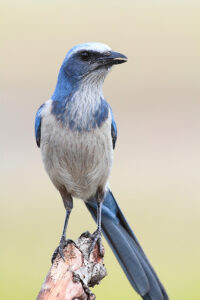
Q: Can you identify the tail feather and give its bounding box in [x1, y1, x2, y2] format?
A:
[85, 190, 169, 300]
[102, 216, 149, 295]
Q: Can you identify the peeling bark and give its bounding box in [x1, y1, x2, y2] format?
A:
[36, 232, 107, 300]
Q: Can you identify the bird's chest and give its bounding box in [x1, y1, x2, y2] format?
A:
[40, 101, 113, 199]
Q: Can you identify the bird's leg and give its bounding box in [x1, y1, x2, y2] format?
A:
[52, 189, 74, 263]
[88, 188, 104, 257]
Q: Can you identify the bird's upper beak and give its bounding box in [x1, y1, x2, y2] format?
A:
[97, 51, 128, 66]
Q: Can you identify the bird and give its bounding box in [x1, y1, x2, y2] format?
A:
[35, 42, 169, 300]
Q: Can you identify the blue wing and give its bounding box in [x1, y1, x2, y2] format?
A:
[110, 107, 117, 149]
[35, 104, 45, 147]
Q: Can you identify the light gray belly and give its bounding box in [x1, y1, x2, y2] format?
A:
[40, 113, 113, 200]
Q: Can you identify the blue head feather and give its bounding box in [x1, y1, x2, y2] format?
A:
[51, 42, 111, 102]
[49, 42, 124, 134]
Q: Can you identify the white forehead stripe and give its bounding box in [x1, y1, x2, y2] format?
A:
[66, 42, 112, 60]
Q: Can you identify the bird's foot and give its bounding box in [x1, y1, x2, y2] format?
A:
[88, 229, 104, 258]
[51, 237, 74, 263]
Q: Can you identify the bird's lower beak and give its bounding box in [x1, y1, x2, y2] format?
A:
[98, 51, 128, 66]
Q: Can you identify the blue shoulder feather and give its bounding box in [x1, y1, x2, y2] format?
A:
[110, 107, 117, 149]
[35, 104, 45, 147]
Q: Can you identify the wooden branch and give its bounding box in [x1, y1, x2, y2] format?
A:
[36, 232, 107, 300]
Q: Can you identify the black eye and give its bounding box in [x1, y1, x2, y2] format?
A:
[105, 51, 111, 56]
[80, 51, 91, 61]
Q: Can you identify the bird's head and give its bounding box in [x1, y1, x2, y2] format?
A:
[62, 42, 127, 81]
[52, 42, 127, 100]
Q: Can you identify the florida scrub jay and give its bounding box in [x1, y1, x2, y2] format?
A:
[35, 43, 168, 300]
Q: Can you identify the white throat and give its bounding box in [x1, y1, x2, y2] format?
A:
[67, 70, 108, 129]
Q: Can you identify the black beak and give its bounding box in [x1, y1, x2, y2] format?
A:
[97, 51, 128, 66]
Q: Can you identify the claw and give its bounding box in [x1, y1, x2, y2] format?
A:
[88, 229, 104, 258]
[51, 238, 74, 263]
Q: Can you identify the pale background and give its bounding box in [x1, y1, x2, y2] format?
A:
[1, 1, 200, 299]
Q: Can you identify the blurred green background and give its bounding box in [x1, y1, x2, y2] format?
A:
[1, 1, 200, 299]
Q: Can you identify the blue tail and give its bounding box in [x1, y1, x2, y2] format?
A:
[85, 190, 169, 300]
